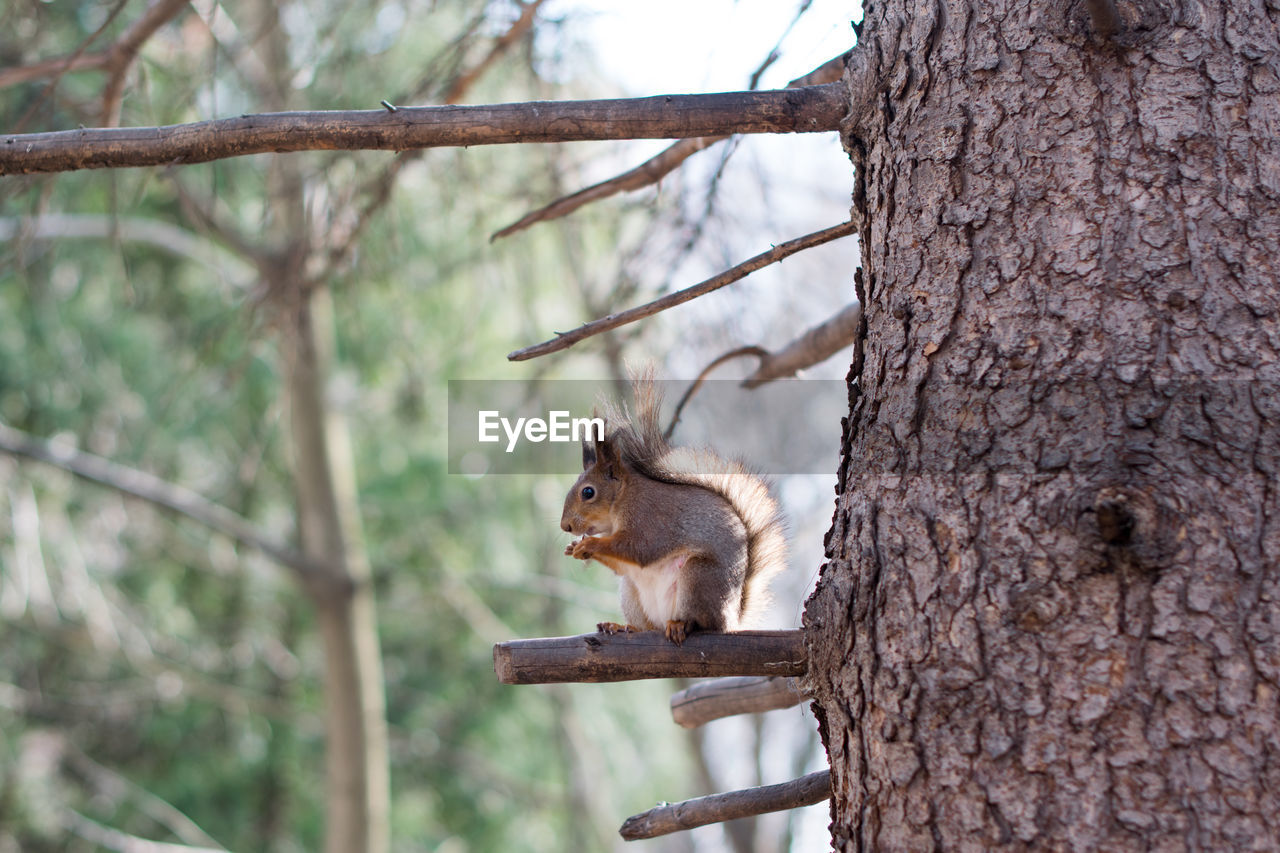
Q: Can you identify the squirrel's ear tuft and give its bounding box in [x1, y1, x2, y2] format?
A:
[596, 436, 623, 480]
[582, 440, 597, 470]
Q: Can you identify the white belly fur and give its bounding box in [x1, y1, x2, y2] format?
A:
[620, 551, 689, 626]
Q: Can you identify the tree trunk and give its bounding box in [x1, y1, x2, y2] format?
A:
[283, 286, 390, 853]
[250, 2, 389, 849]
[804, 1, 1280, 849]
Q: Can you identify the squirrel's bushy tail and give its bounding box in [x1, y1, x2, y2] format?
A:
[604, 375, 788, 627]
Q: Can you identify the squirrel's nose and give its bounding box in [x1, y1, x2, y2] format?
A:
[561, 520, 574, 534]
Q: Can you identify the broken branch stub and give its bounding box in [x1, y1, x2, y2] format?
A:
[669, 675, 807, 728]
[619, 770, 832, 840]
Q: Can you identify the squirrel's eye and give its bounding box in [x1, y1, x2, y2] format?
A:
[581, 486, 595, 500]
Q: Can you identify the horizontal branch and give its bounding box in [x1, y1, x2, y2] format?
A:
[493, 630, 806, 684]
[508, 219, 855, 361]
[0, 84, 846, 175]
[619, 770, 832, 841]
[670, 676, 807, 728]
[0, 421, 328, 581]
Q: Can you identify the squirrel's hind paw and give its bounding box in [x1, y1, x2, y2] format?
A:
[596, 621, 639, 635]
[664, 620, 689, 645]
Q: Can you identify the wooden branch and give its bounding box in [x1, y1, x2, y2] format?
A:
[0, 421, 329, 582]
[670, 676, 807, 728]
[100, 0, 192, 126]
[64, 747, 226, 850]
[170, 181, 266, 268]
[0, 84, 846, 176]
[492, 135, 723, 241]
[64, 808, 226, 853]
[493, 630, 806, 684]
[491, 52, 850, 241]
[0, 2, 129, 91]
[742, 301, 862, 388]
[313, 1, 549, 278]
[508, 219, 856, 361]
[619, 770, 831, 840]
[0, 51, 106, 90]
[439, 0, 547, 105]
[2, 0, 189, 129]
[0, 214, 254, 281]
[665, 346, 769, 440]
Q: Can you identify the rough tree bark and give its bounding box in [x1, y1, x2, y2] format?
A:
[804, 0, 1280, 850]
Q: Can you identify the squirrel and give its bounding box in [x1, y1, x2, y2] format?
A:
[560, 377, 787, 645]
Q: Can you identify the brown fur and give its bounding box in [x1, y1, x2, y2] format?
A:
[560, 378, 787, 643]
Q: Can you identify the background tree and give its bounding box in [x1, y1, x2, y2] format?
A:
[0, 1, 846, 851]
[804, 0, 1280, 848]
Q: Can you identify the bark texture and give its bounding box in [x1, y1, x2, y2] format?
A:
[804, 0, 1280, 849]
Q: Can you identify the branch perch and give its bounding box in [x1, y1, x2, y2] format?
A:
[0, 84, 845, 175]
[508, 219, 855, 361]
[670, 676, 807, 728]
[619, 770, 832, 840]
[493, 630, 806, 684]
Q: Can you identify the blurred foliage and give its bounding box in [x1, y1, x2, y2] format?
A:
[0, 2, 690, 851]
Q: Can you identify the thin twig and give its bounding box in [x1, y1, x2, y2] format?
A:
[619, 770, 832, 840]
[6, 0, 132, 132]
[439, 0, 547, 105]
[321, 1, 547, 277]
[0, 214, 254, 283]
[508, 219, 856, 361]
[64, 748, 227, 850]
[742, 301, 861, 388]
[491, 52, 849, 241]
[169, 179, 271, 268]
[64, 808, 226, 853]
[100, 0, 192, 126]
[665, 346, 768, 440]
[491, 136, 725, 241]
[0, 421, 328, 581]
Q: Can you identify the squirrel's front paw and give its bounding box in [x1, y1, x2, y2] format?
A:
[568, 536, 598, 560]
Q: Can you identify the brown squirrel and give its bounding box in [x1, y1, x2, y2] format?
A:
[560, 378, 787, 644]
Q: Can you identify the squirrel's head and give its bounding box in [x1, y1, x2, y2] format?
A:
[560, 434, 628, 537]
